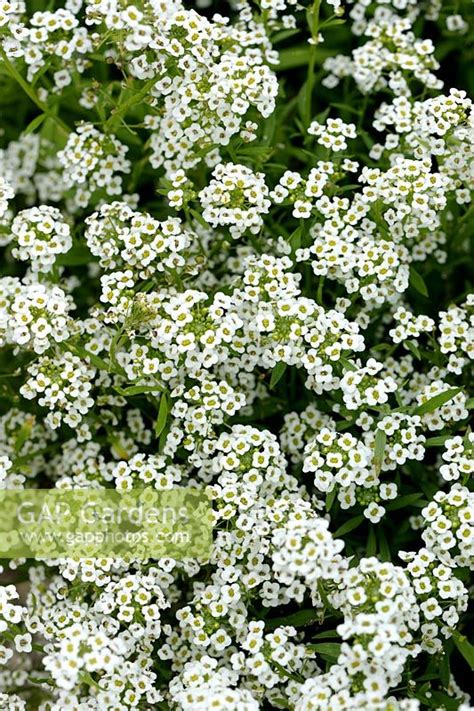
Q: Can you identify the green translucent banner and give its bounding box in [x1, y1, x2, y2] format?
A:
[0, 488, 213, 560]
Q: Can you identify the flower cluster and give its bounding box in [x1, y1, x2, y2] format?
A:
[0, 176, 14, 219]
[324, 12, 441, 96]
[20, 351, 95, 433]
[400, 547, 468, 653]
[2, 205, 72, 272]
[440, 434, 474, 482]
[1, 7, 92, 89]
[58, 123, 131, 208]
[199, 163, 271, 238]
[85, 201, 198, 279]
[0, 279, 72, 354]
[419, 485, 474, 570]
[308, 117, 357, 152]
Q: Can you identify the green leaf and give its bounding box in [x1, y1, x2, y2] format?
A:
[68, 343, 110, 372]
[409, 267, 429, 297]
[325, 488, 337, 512]
[366, 525, 377, 556]
[237, 146, 274, 161]
[23, 112, 47, 136]
[266, 608, 319, 630]
[79, 671, 105, 691]
[425, 435, 451, 448]
[270, 362, 288, 390]
[320, 17, 346, 28]
[311, 630, 340, 640]
[114, 384, 164, 397]
[429, 692, 460, 711]
[12, 415, 36, 453]
[373, 428, 386, 473]
[334, 515, 364, 537]
[56, 244, 93, 266]
[339, 357, 357, 372]
[335, 418, 357, 432]
[385, 493, 426, 511]
[271, 29, 300, 44]
[453, 631, 474, 670]
[330, 102, 360, 116]
[189, 208, 210, 230]
[413, 387, 462, 416]
[154, 393, 169, 438]
[439, 650, 451, 688]
[277, 46, 331, 71]
[405, 340, 421, 360]
[307, 642, 341, 661]
[288, 225, 303, 253]
[376, 527, 391, 561]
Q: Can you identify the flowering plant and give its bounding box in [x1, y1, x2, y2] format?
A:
[0, 0, 473, 709]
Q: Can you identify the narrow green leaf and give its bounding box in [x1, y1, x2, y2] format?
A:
[307, 642, 341, 661]
[413, 387, 462, 416]
[376, 527, 391, 561]
[453, 632, 474, 670]
[23, 112, 47, 136]
[409, 267, 429, 297]
[321, 17, 346, 27]
[277, 46, 331, 71]
[405, 340, 421, 360]
[439, 651, 450, 688]
[270, 362, 288, 390]
[288, 225, 303, 253]
[80, 671, 105, 691]
[311, 630, 340, 640]
[326, 488, 337, 512]
[154, 393, 169, 438]
[385, 493, 426, 511]
[68, 343, 109, 372]
[366, 525, 377, 556]
[271, 29, 300, 44]
[335, 418, 357, 431]
[189, 208, 211, 230]
[265, 608, 321, 631]
[339, 357, 357, 372]
[425, 435, 451, 448]
[114, 384, 164, 397]
[373, 428, 386, 473]
[330, 102, 360, 116]
[56, 244, 93, 266]
[334, 515, 364, 537]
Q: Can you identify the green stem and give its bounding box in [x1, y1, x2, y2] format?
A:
[0, 47, 70, 136]
[104, 75, 161, 132]
[304, 0, 322, 127]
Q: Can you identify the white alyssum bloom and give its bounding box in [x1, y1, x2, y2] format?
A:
[85, 201, 198, 279]
[199, 163, 271, 238]
[440, 433, 474, 482]
[3, 205, 72, 272]
[324, 12, 442, 96]
[0, 176, 14, 219]
[415, 380, 469, 431]
[58, 123, 131, 208]
[308, 117, 357, 152]
[421, 484, 474, 570]
[438, 297, 474, 374]
[389, 307, 435, 344]
[0, 278, 73, 354]
[339, 358, 398, 410]
[20, 351, 95, 432]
